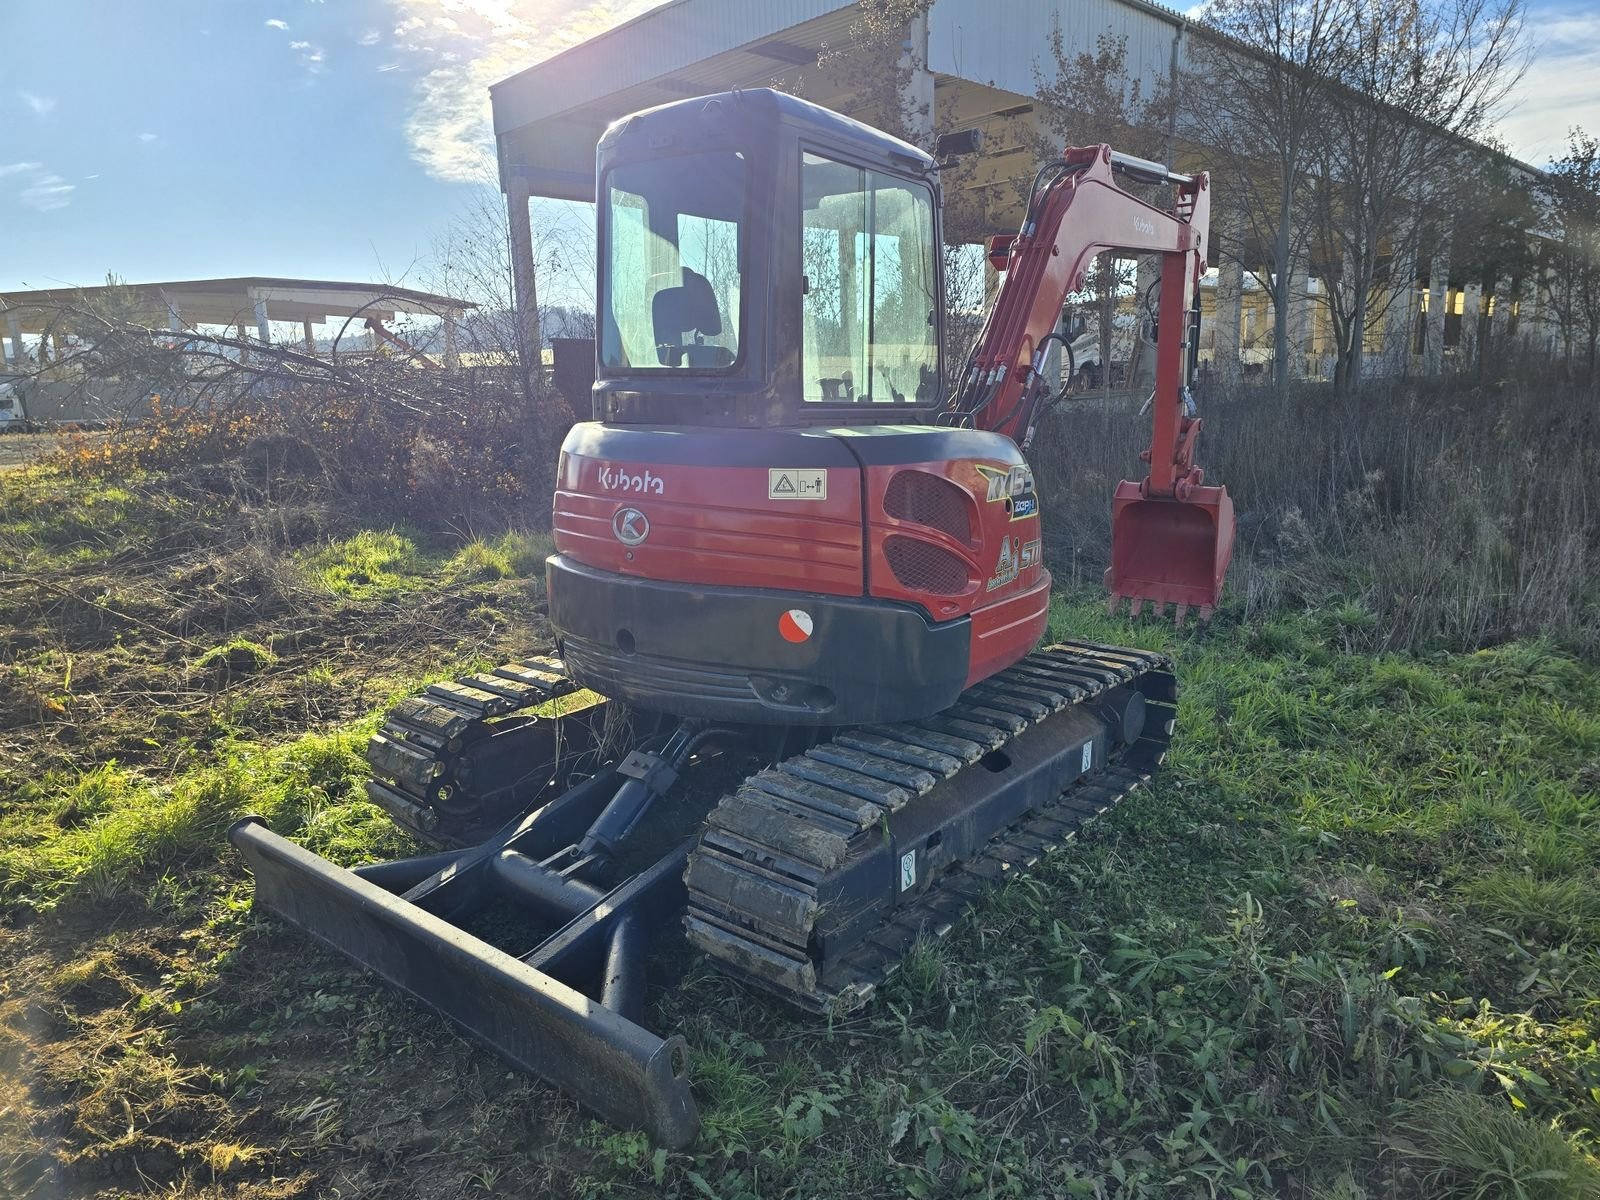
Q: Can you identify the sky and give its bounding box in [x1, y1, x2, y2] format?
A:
[3, 0, 1598, 298]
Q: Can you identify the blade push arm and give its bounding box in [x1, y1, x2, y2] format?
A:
[951, 145, 1212, 500]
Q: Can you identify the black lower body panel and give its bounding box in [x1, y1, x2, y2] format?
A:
[546, 554, 971, 726]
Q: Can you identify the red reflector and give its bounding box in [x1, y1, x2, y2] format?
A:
[778, 609, 813, 643]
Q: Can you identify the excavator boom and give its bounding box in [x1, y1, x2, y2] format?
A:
[948, 144, 1235, 620]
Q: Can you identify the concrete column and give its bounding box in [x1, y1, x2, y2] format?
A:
[506, 175, 544, 383]
[5, 311, 23, 364]
[1461, 280, 1483, 362]
[1382, 272, 1415, 377]
[1489, 274, 1511, 352]
[1518, 283, 1538, 354]
[1130, 255, 1159, 393]
[897, 7, 934, 149]
[1288, 265, 1313, 379]
[166, 301, 182, 333]
[253, 297, 271, 345]
[1521, 267, 1546, 354]
[1214, 258, 1243, 384]
[302, 318, 316, 355]
[1424, 247, 1449, 374]
[442, 313, 459, 368]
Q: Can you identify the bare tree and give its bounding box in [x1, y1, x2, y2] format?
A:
[426, 179, 599, 394]
[1183, 0, 1356, 393]
[1444, 137, 1539, 372]
[1309, 0, 1525, 389]
[1537, 128, 1600, 374]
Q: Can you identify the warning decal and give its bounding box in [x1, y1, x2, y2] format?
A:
[768, 468, 827, 500]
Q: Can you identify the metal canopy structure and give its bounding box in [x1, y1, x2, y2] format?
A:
[487, 0, 1557, 381]
[492, 0, 864, 203]
[0, 276, 474, 367]
[490, 0, 1186, 224]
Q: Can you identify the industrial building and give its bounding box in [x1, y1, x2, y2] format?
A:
[487, 0, 1547, 383]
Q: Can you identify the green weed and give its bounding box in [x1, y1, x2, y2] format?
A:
[1392, 1087, 1600, 1199]
[297, 528, 434, 598]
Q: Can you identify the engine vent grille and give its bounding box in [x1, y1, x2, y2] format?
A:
[884, 535, 969, 596]
[883, 470, 972, 542]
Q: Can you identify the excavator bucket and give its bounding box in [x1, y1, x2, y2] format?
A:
[1107, 480, 1235, 623]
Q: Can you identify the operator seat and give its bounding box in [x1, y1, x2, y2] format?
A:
[652, 268, 731, 367]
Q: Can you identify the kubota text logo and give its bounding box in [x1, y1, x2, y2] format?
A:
[1132, 216, 1155, 236]
[612, 508, 650, 546]
[599, 465, 665, 495]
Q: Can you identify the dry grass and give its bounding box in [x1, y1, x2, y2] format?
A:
[1035, 371, 1600, 656]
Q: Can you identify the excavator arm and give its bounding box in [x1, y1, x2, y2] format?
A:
[947, 144, 1234, 620]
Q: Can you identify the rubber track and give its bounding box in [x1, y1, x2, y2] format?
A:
[364, 654, 577, 839]
[683, 642, 1176, 1012]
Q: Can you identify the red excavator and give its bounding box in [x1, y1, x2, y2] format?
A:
[231, 89, 1234, 1148]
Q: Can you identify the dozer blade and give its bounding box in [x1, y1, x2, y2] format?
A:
[1106, 480, 1235, 622]
[229, 816, 699, 1149]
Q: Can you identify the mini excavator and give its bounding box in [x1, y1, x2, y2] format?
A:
[231, 89, 1234, 1148]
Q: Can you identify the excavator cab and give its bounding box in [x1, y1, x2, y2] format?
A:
[593, 88, 945, 426]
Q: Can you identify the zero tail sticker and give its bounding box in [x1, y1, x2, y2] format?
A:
[778, 609, 814, 643]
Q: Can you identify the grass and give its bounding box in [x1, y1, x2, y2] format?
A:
[6, 587, 1598, 1197]
[296, 527, 551, 596]
[3, 414, 1599, 1196]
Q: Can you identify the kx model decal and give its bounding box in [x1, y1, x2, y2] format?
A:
[976, 463, 1039, 519]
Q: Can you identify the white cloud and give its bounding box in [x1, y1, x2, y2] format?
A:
[1495, 6, 1600, 165]
[138, 132, 160, 144]
[358, 28, 381, 45]
[18, 91, 56, 116]
[265, 17, 289, 29]
[385, 0, 667, 182]
[19, 171, 74, 211]
[3, 161, 75, 209]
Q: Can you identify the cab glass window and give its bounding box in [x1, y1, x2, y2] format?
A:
[602, 151, 745, 370]
[800, 151, 937, 403]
